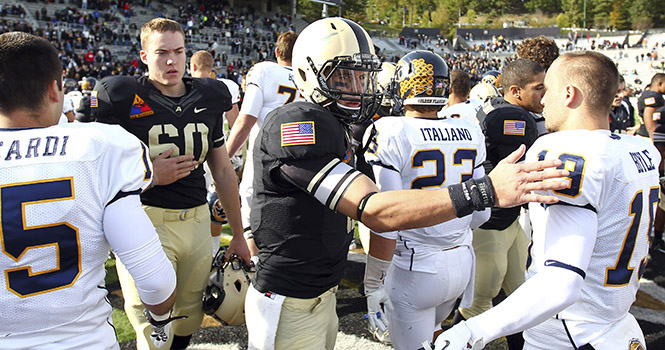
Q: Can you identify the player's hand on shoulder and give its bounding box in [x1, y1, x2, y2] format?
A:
[151, 148, 198, 186]
[420, 321, 481, 350]
[226, 235, 251, 265]
[489, 145, 570, 207]
[364, 286, 392, 344]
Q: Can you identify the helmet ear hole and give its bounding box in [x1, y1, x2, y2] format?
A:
[202, 249, 255, 326]
[299, 68, 307, 82]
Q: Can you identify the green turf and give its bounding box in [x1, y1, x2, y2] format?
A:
[112, 308, 136, 343]
[105, 258, 135, 343]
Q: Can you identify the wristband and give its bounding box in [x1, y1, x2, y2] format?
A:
[448, 176, 496, 218]
[357, 192, 378, 222]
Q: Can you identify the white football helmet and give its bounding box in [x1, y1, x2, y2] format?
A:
[377, 62, 396, 108]
[469, 82, 501, 102]
[202, 247, 255, 326]
[292, 17, 383, 124]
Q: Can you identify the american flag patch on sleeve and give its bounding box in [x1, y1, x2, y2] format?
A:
[90, 91, 98, 108]
[281, 121, 315, 146]
[645, 97, 656, 106]
[504, 120, 526, 135]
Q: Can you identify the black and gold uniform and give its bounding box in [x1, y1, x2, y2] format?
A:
[92, 75, 231, 208]
[637, 89, 665, 141]
[477, 97, 538, 230]
[91, 74, 232, 348]
[250, 101, 361, 299]
[458, 96, 538, 329]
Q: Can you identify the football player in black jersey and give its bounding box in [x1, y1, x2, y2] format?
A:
[92, 18, 249, 350]
[455, 58, 545, 350]
[637, 73, 665, 253]
[243, 17, 570, 350]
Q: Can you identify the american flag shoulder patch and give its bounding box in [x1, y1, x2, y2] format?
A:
[504, 120, 526, 136]
[90, 91, 98, 108]
[281, 121, 315, 146]
[645, 97, 656, 106]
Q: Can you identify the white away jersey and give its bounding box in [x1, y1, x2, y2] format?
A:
[438, 99, 483, 124]
[364, 116, 486, 273]
[241, 61, 302, 127]
[0, 123, 152, 345]
[238, 62, 304, 211]
[526, 130, 659, 326]
[219, 77, 241, 104]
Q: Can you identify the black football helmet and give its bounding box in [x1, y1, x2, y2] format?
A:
[206, 191, 228, 225]
[63, 78, 78, 93]
[391, 50, 450, 115]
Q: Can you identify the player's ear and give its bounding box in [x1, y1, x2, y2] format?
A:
[564, 85, 578, 107]
[47, 79, 61, 103]
[140, 50, 148, 65]
[508, 85, 521, 100]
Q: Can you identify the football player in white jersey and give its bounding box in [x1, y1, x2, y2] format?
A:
[430, 51, 657, 350]
[438, 70, 483, 124]
[225, 31, 302, 259]
[363, 50, 490, 350]
[0, 32, 177, 350]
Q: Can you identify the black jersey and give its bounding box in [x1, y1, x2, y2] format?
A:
[637, 90, 665, 134]
[250, 101, 360, 299]
[477, 97, 539, 230]
[637, 90, 665, 117]
[609, 103, 633, 133]
[92, 75, 231, 209]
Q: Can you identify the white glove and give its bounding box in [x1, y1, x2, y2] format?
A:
[423, 321, 483, 350]
[143, 309, 188, 348]
[365, 286, 393, 343]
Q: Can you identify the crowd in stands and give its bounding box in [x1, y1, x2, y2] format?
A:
[1, 0, 662, 99]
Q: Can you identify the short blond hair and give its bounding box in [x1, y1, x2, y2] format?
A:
[140, 18, 185, 50]
[555, 51, 618, 112]
[276, 31, 297, 62]
[191, 50, 213, 72]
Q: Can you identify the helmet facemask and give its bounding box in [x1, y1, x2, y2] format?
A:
[305, 52, 382, 124]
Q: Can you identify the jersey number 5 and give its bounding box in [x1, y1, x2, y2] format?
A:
[1, 179, 80, 297]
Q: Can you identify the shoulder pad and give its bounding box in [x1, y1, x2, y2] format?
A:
[483, 103, 538, 147]
[261, 101, 349, 161]
[191, 77, 232, 111]
[640, 90, 665, 107]
[97, 76, 140, 101]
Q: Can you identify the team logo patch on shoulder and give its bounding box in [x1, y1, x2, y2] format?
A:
[90, 91, 98, 108]
[130, 94, 154, 119]
[503, 120, 525, 135]
[629, 338, 644, 350]
[644, 97, 656, 106]
[281, 121, 315, 146]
